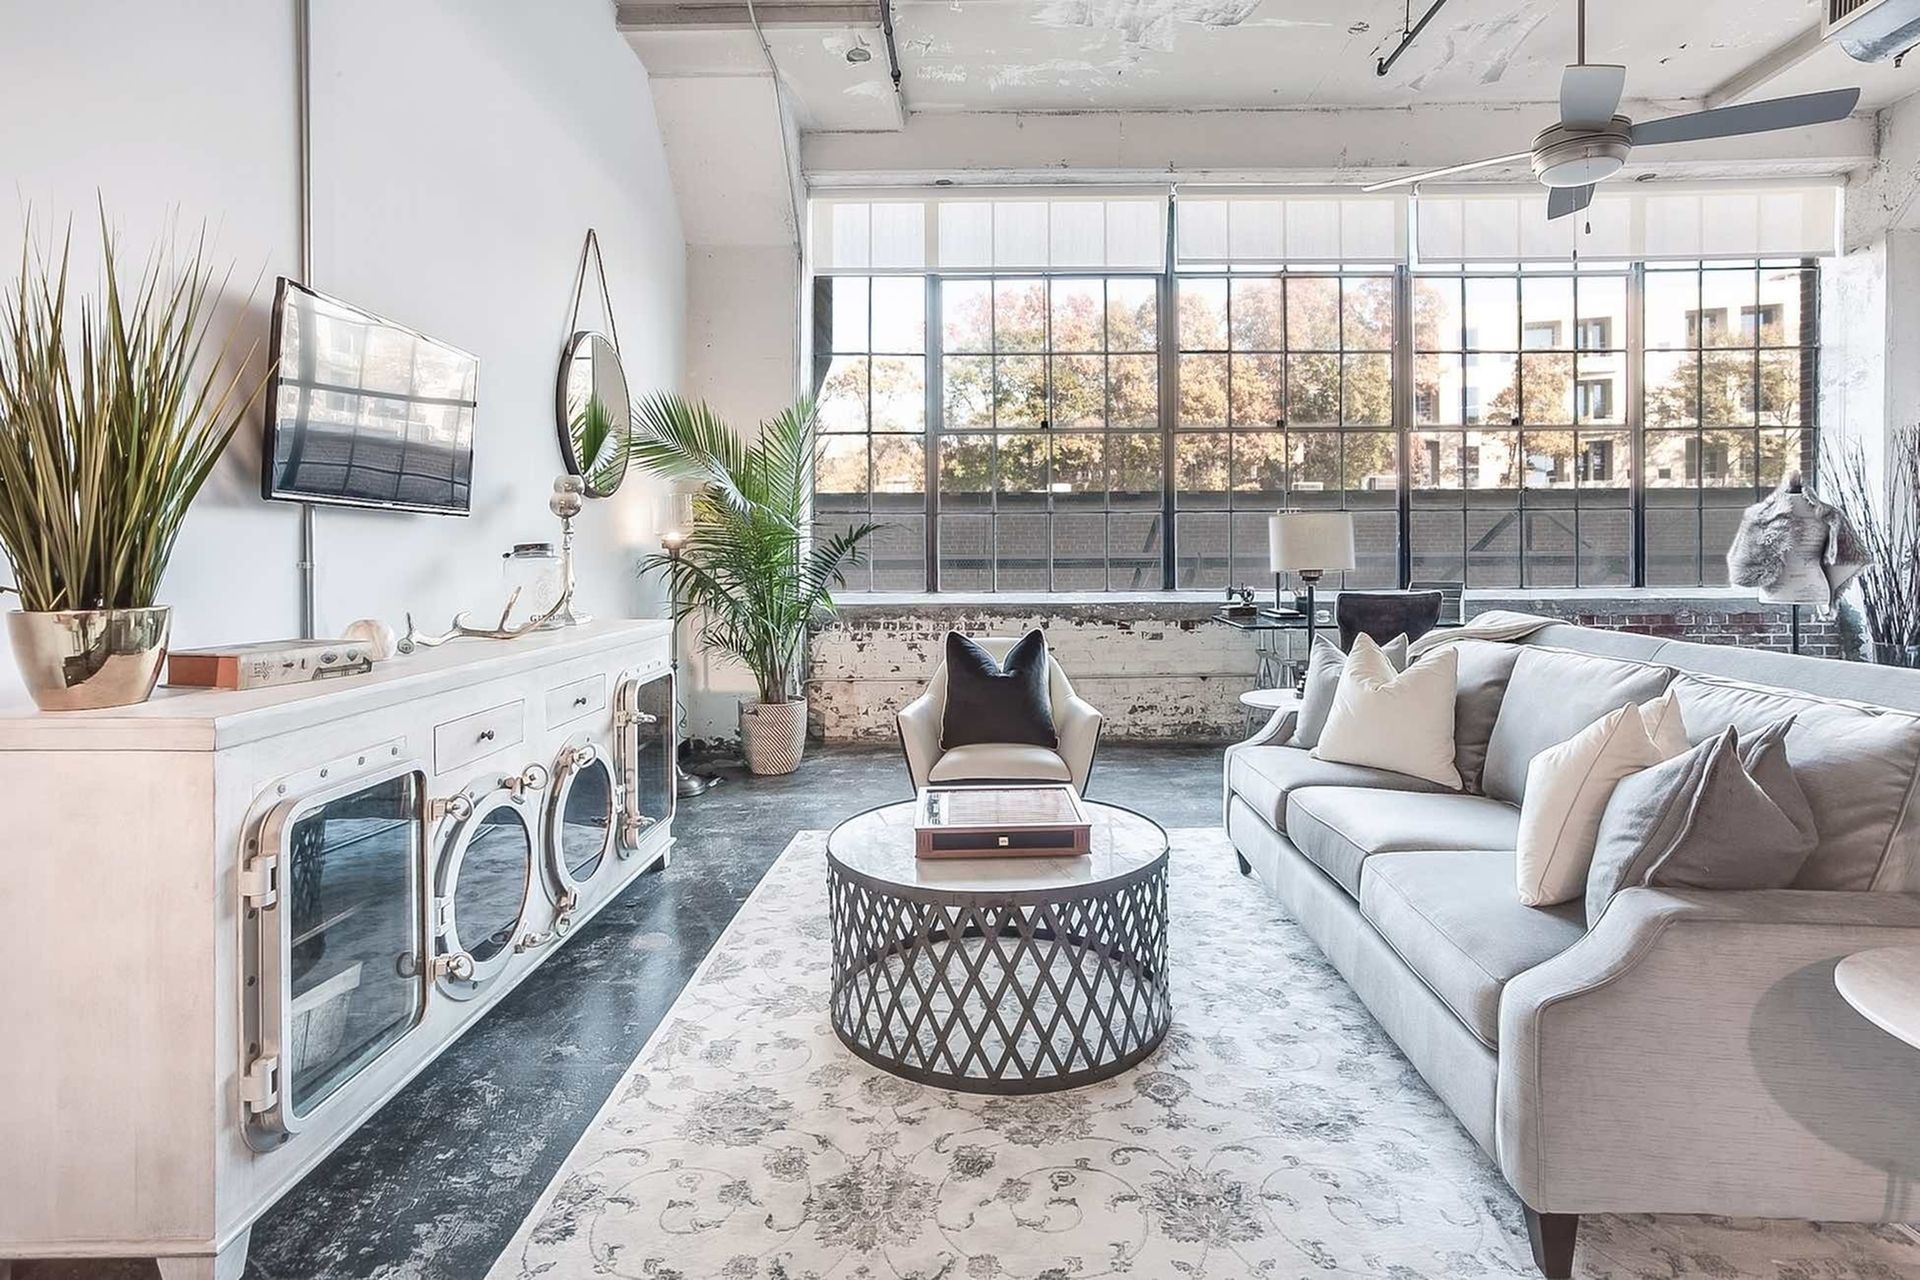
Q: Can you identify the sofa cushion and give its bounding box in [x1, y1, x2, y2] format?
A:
[1481, 648, 1675, 804]
[1360, 849, 1588, 1048]
[1286, 787, 1522, 898]
[928, 744, 1071, 783]
[1449, 639, 1524, 794]
[1668, 673, 1920, 891]
[1228, 746, 1451, 833]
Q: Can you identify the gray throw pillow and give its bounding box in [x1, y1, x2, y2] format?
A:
[1290, 633, 1407, 749]
[1446, 639, 1524, 795]
[1585, 717, 1817, 926]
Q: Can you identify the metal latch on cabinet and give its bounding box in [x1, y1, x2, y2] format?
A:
[517, 897, 575, 954]
[239, 854, 280, 909]
[504, 763, 549, 801]
[240, 1054, 280, 1114]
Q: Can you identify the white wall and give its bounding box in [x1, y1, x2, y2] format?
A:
[0, 0, 685, 704]
[644, 69, 803, 741]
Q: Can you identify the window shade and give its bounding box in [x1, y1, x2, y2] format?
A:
[1413, 181, 1842, 263]
[1175, 190, 1407, 265]
[811, 190, 1169, 272]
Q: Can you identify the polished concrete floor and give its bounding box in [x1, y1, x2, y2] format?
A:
[16, 743, 1224, 1280]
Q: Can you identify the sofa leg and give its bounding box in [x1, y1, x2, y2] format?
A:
[1234, 851, 1253, 877]
[1523, 1207, 1578, 1278]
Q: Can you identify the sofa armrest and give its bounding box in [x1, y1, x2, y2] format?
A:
[1497, 887, 1920, 1218]
[897, 690, 943, 791]
[1056, 693, 1103, 794]
[1221, 709, 1299, 827]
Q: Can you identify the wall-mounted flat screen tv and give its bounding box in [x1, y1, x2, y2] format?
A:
[261, 279, 479, 515]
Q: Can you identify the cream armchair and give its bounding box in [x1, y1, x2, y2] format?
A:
[897, 636, 1104, 793]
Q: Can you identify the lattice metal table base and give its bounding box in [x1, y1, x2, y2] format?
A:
[827, 855, 1171, 1094]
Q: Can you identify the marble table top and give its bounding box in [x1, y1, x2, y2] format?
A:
[827, 798, 1167, 896]
[1834, 945, 1920, 1051]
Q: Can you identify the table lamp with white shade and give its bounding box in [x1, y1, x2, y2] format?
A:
[1268, 510, 1356, 654]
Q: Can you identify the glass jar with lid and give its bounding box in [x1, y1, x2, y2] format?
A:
[501, 542, 564, 629]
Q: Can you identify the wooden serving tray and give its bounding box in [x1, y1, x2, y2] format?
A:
[913, 783, 1092, 859]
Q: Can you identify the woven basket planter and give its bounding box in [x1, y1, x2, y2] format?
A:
[741, 698, 807, 775]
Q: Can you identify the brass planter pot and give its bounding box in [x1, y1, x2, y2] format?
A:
[6, 606, 171, 711]
[740, 698, 807, 776]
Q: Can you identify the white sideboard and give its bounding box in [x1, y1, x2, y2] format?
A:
[0, 620, 676, 1278]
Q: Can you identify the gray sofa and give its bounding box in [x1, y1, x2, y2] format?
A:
[1223, 622, 1920, 1278]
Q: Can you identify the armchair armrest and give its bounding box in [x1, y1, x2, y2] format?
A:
[1056, 693, 1103, 794]
[1497, 887, 1920, 1219]
[1221, 709, 1299, 827]
[897, 690, 943, 791]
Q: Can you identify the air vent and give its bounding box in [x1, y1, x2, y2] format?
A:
[1822, 0, 1920, 59]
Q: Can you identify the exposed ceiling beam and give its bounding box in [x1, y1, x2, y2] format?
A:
[1706, 25, 1827, 108]
[804, 104, 1877, 187]
[615, 1, 882, 30]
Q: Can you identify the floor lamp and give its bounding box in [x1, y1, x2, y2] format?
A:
[659, 495, 721, 798]
[1269, 510, 1357, 667]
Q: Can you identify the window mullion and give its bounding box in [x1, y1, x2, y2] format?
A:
[1158, 199, 1179, 591]
[1394, 265, 1414, 589]
[925, 274, 942, 592]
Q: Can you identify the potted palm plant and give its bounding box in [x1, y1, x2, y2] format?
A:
[1832, 427, 1920, 667]
[0, 214, 267, 710]
[631, 393, 876, 775]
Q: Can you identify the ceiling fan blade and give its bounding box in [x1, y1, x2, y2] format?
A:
[1361, 152, 1534, 193]
[1560, 64, 1626, 130]
[1631, 87, 1861, 147]
[1547, 184, 1596, 221]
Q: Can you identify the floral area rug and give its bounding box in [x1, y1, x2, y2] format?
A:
[490, 829, 1920, 1279]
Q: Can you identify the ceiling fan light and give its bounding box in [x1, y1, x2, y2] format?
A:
[1531, 121, 1632, 188]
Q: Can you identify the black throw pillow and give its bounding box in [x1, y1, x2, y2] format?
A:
[939, 630, 1058, 750]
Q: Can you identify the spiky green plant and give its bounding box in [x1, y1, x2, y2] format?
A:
[631, 392, 876, 704]
[571, 391, 628, 495]
[0, 213, 268, 612]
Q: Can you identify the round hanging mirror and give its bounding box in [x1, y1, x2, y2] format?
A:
[556, 330, 631, 497]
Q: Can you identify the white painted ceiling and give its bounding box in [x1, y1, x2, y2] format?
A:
[627, 0, 1920, 132]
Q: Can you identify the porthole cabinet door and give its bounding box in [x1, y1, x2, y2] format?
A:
[242, 764, 428, 1147]
[547, 739, 616, 904]
[614, 669, 675, 853]
[431, 775, 546, 1001]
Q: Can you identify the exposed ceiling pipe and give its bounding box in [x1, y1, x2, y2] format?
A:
[1376, 0, 1453, 77]
[295, 0, 317, 640]
[879, 0, 905, 109]
[743, 0, 805, 260]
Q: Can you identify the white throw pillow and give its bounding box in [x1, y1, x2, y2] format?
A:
[1290, 632, 1410, 749]
[1311, 636, 1461, 789]
[1639, 688, 1690, 758]
[1515, 703, 1666, 907]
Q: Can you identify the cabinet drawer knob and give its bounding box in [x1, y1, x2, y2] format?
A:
[478, 729, 496, 742]
[573, 694, 589, 707]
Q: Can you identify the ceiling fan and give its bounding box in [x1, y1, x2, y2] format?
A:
[1362, 0, 1861, 220]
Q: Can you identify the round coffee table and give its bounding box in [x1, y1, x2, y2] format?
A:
[826, 798, 1171, 1094]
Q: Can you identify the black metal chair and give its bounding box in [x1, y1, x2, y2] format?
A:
[1336, 590, 1444, 649]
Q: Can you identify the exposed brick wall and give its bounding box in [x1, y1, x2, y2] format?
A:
[806, 591, 1859, 745]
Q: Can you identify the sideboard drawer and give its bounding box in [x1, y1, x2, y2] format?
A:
[545, 673, 607, 729]
[434, 700, 525, 774]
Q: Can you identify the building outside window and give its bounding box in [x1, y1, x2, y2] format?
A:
[808, 189, 1829, 596]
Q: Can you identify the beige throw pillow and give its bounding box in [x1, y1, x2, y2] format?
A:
[1639, 688, 1690, 758]
[1311, 636, 1461, 789]
[1515, 703, 1667, 907]
[1289, 633, 1409, 749]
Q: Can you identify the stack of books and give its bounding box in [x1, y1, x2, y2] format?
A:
[167, 639, 376, 691]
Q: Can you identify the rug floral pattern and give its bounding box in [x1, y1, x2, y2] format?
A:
[492, 829, 1920, 1279]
